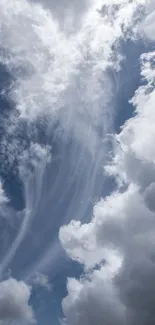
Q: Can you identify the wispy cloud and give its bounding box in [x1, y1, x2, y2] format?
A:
[59, 2, 155, 325]
[0, 0, 155, 324]
[31, 272, 52, 291]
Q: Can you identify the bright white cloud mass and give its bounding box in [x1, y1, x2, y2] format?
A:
[60, 10, 155, 325]
[0, 0, 155, 325]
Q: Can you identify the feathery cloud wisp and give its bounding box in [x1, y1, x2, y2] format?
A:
[59, 4, 155, 325]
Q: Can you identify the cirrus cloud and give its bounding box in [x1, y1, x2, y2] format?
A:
[59, 4, 155, 325]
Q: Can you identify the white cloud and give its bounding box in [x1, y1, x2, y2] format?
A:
[0, 181, 8, 205]
[0, 0, 148, 281]
[29, 0, 91, 33]
[0, 0, 155, 323]
[0, 143, 51, 276]
[140, 0, 155, 41]
[19, 141, 51, 215]
[59, 10, 155, 325]
[0, 0, 146, 153]
[0, 278, 34, 324]
[62, 261, 125, 325]
[32, 272, 51, 291]
[0, 181, 9, 220]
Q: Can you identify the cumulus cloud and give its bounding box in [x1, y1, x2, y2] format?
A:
[59, 7, 155, 325]
[1, 0, 155, 324]
[62, 259, 125, 325]
[0, 278, 34, 324]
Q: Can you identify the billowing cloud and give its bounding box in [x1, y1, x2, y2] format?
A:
[62, 259, 125, 325]
[1, 0, 155, 324]
[0, 0, 146, 149]
[0, 278, 34, 324]
[59, 14, 155, 325]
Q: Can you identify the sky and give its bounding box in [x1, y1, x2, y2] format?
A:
[0, 0, 155, 325]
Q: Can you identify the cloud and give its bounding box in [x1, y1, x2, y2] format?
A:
[0, 0, 146, 278]
[0, 278, 34, 324]
[0, 0, 145, 151]
[0, 181, 10, 221]
[62, 260, 125, 325]
[140, 1, 155, 41]
[142, 11, 155, 41]
[0, 0, 155, 323]
[59, 12, 155, 325]
[32, 272, 52, 291]
[0, 143, 51, 277]
[29, 0, 90, 32]
[0, 181, 8, 205]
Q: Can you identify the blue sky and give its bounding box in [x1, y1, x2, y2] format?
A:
[0, 1, 155, 325]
